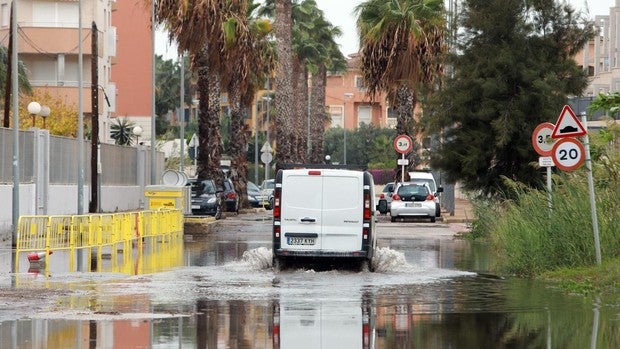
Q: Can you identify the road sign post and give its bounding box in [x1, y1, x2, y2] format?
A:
[394, 135, 413, 183]
[580, 113, 601, 266]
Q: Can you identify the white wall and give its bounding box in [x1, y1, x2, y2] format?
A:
[0, 184, 145, 241]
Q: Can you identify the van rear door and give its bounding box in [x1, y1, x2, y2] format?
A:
[280, 169, 363, 253]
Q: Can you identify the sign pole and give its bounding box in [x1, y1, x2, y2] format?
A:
[401, 153, 405, 183]
[581, 114, 601, 265]
[546, 166, 552, 215]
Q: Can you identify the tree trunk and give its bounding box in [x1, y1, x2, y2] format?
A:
[309, 64, 327, 163]
[274, 0, 295, 164]
[292, 58, 307, 163]
[227, 77, 249, 208]
[196, 47, 224, 185]
[393, 85, 417, 176]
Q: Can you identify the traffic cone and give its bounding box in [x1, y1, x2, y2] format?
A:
[27, 251, 53, 262]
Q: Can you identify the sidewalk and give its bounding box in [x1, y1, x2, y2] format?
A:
[442, 198, 474, 223]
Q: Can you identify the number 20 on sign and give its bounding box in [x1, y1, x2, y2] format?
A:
[551, 137, 585, 171]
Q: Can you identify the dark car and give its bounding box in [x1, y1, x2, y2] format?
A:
[189, 179, 223, 219]
[247, 181, 262, 208]
[222, 178, 239, 213]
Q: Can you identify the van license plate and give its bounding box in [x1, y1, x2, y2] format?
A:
[287, 237, 316, 245]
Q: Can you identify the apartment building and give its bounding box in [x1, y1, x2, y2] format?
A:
[325, 54, 391, 130]
[0, 0, 118, 143]
[572, 0, 620, 127]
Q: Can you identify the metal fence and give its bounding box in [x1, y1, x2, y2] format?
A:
[0, 127, 163, 185]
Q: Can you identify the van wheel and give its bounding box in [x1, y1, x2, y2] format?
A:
[273, 257, 285, 272]
[361, 259, 375, 272]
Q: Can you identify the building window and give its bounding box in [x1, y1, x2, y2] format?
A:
[1, 4, 9, 28]
[358, 106, 371, 126]
[386, 106, 397, 128]
[33, 2, 79, 28]
[355, 75, 366, 91]
[328, 105, 343, 128]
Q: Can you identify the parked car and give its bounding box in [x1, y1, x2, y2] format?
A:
[376, 182, 395, 214]
[189, 179, 223, 219]
[409, 171, 443, 217]
[222, 178, 239, 213]
[247, 181, 262, 208]
[259, 179, 275, 210]
[390, 182, 436, 223]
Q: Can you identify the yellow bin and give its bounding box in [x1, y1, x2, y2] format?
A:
[144, 185, 185, 210]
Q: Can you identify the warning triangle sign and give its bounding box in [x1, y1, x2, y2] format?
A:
[551, 105, 587, 139]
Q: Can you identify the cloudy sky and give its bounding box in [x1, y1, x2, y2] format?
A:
[156, 0, 616, 59]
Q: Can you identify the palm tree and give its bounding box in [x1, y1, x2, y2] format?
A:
[355, 0, 446, 170]
[223, 0, 275, 208]
[110, 118, 136, 146]
[1, 45, 32, 127]
[154, 0, 231, 183]
[272, 0, 296, 164]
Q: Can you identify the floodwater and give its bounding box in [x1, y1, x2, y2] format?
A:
[0, 214, 618, 348]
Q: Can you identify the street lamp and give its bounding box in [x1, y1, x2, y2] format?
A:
[40, 106, 50, 129]
[343, 93, 353, 164]
[133, 125, 143, 146]
[27, 101, 41, 127]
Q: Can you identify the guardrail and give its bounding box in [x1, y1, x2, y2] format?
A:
[15, 209, 183, 274]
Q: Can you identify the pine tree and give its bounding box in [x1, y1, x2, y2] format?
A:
[425, 0, 594, 197]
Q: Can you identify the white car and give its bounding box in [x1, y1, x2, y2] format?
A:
[390, 182, 437, 223]
[409, 171, 443, 217]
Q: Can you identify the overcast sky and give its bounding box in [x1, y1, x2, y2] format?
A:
[156, 0, 616, 59]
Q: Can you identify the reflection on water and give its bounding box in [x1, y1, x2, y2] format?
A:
[1, 231, 618, 348]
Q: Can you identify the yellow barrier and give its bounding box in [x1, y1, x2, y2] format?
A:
[15, 209, 183, 274]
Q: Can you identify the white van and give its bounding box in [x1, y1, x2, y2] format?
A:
[409, 171, 443, 217]
[272, 168, 377, 271]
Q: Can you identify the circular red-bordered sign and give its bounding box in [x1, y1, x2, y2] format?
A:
[551, 137, 585, 171]
[531, 122, 556, 156]
[393, 134, 413, 154]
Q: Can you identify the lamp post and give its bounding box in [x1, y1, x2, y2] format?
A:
[262, 95, 271, 180]
[27, 101, 41, 127]
[133, 125, 143, 146]
[40, 106, 50, 129]
[343, 93, 353, 164]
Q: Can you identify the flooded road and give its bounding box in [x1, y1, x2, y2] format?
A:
[1, 212, 618, 348]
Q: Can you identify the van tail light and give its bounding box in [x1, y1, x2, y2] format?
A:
[426, 194, 435, 201]
[362, 227, 369, 240]
[363, 192, 371, 220]
[392, 194, 401, 201]
[273, 190, 281, 219]
[274, 225, 280, 238]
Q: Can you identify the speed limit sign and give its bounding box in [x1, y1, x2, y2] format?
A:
[393, 134, 413, 154]
[551, 137, 585, 171]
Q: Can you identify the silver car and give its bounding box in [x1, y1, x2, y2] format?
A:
[390, 182, 437, 222]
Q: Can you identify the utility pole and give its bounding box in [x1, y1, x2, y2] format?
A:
[89, 22, 99, 213]
[3, 4, 13, 128]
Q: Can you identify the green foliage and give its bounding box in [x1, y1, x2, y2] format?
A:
[423, 0, 595, 198]
[155, 54, 194, 122]
[323, 124, 396, 166]
[469, 129, 619, 276]
[110, 118, 136, 146]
